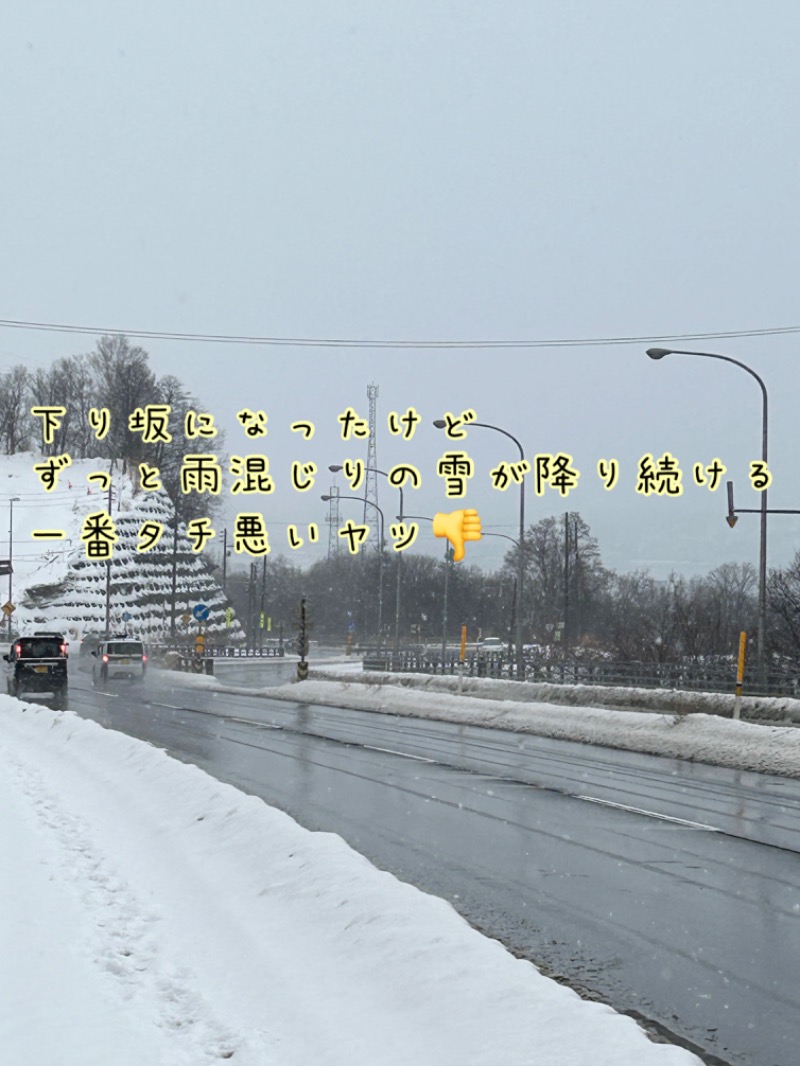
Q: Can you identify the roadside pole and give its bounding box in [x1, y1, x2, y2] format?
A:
[733, 631, 747, 721]
[296, 597, 309, 681]
[458, 624, 467, 693]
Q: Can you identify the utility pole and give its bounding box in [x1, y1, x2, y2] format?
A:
[6, 496, 20, 639]
[259, 555, 267, 650]
[170, 508, 179, 641]
[508, 578, 517, 662]
[440, 545, 454, 667]
[221, 527, 228, 594]
[247, 561, 258, 652]
[563, 512, 570, 648]
[104, 474, 113, 636]
[364, 383, 380, 552]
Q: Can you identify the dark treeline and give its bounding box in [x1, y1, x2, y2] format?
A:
[0, 336, 222, 520]
[223, 514, 800, 664]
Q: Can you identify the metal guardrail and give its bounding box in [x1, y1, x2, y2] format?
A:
[206, 647, 286, 658]
[361, 651, 800, 698]
[362, 651, 517, 678]
[150, 644, 285, 660]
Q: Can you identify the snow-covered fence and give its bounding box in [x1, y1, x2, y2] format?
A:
[206, 646, 286, 658]
[362, 650, 800, 698]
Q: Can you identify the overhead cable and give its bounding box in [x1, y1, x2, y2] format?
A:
[0, 317, 798, 350]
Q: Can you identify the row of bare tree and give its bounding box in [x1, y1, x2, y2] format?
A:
[220, 518, 800, 663]
[0, 336, 219, 520]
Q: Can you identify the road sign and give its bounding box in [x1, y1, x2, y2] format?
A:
[192, 603, 210, 622]
[2, 601, 15, 617]
[0, 559, 12, 576]
[121, 611, 132, 621]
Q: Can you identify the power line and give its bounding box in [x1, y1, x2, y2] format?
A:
[0, 317, 798, 350]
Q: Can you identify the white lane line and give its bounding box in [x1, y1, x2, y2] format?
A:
[575, 794, 720, 832]
[362, 745, 437, 763]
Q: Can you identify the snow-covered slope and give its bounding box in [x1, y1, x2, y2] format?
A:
[3, 452, 239, 641]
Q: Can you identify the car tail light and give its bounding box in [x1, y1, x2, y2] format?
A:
[60, 643, 67, 654]
[102, 654, 109, 663]
[142, 654, 148, 662]
[14, 643, 21, 655]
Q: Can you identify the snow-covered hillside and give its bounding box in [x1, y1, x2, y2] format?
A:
[3, 452, 239, 641]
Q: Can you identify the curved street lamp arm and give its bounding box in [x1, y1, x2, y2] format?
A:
[647, 348, 768, 461]
[472, 422, 525, 462]
[331, 494, 385, 543]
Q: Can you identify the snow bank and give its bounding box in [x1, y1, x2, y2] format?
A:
[315, 668, 800, 723]
[247, 674, 800, 779]
[155, 662, 800, 777]
[0, 698, 701, 1066]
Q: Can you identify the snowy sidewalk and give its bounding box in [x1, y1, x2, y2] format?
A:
[1, 698, 702, 1066]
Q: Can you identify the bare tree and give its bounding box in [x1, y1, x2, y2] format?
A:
[509, 513, 608, 645]
[0, 365, 31, 453]
[62, 354, 99, 458]
[768, 553, 800, 658]
[89, 335, 158, 470]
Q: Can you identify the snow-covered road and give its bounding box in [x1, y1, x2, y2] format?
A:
[1, 696, 703, 1066]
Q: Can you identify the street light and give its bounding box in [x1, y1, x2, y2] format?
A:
[647, 347, 769, 681]
[322, 493, 386, 651]
[330, 464, 404, 652]
[6, 496, 20, 637]
[404, 514, 519, 666]
[433, 419, 527, 678]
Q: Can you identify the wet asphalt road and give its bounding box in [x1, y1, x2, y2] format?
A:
[59, 660, 800, 1066]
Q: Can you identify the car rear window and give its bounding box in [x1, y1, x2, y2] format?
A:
[18, 640, 63, 658]
[107, 642, 144, 656]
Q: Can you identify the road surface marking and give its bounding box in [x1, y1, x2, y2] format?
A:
[363, 745, 436, 763]
[575, 794, 720, 831]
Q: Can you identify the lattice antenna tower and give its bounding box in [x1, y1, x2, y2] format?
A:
[364, 383, 380, 551]
[326, 484, 342, 559]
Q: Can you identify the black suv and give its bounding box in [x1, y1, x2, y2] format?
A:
[4, 632, 69, 708]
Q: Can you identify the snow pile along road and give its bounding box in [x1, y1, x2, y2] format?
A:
[177, 669, 800, 779]
[0, 698, 702, 1066]
[324, 668, 800, 723]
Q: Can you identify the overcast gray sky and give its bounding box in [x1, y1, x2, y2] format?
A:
[2, 1, 799, 577]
